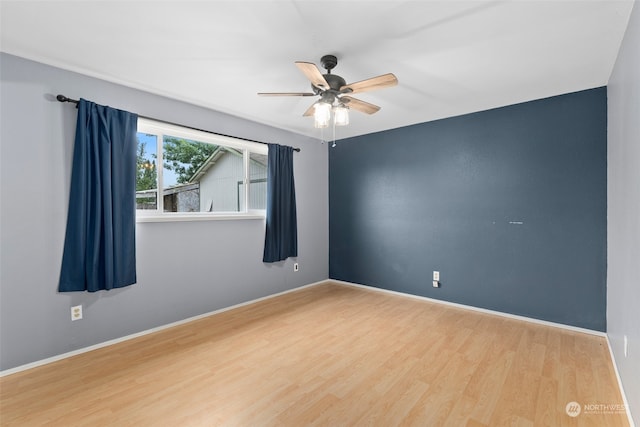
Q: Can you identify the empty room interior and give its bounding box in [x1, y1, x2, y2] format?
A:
[0, 1, 638, 426]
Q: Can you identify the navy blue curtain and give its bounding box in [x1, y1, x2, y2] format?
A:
[59, 99, 138, 292]
[263, 144, 298, 263]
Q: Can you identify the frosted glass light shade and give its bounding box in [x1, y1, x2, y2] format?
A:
[314, 102, 331, 128]
[334, 105, 349, 126]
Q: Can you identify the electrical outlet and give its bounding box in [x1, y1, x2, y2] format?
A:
[433, 271, 440, 281]
[624, 335, 628, 358]
[293, 263, 299, 272]
[71, 305, 83, 321]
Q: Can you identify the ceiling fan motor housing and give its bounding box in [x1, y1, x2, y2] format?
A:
[310, 54, 348, 95]
[312, 73, 347, 94]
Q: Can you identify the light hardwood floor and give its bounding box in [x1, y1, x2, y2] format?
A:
[0, 282, 629, 426]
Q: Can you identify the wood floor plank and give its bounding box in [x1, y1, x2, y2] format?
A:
[534, 376, 560, 427]
[465, 350, 516, 423]
[0, 282, 629, 426]
[443, 394, 478, 426]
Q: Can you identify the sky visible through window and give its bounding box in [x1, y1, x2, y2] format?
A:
[137, 133, 177, 187]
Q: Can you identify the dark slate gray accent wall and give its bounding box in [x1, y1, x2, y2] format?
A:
[330, 87, 607, 331]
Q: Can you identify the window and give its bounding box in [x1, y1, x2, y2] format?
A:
[136, 118, 268, 221]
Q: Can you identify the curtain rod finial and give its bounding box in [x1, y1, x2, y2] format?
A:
[57, 94, 79, 104]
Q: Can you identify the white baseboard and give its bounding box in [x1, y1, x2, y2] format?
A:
[606, 335, 636, 427]
[0, 279, 332, 377]
[330, 279, 606, 337]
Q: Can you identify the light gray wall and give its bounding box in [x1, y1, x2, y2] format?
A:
[0, 53, 328, 371]
[608, 2, 640, 423]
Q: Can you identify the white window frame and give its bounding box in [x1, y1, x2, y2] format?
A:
[136, 118, 268, 223]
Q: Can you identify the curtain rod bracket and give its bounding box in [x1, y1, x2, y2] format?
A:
[55, 94, 300, 152]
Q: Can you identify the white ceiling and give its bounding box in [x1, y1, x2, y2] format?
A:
[0, 1, 634, 140]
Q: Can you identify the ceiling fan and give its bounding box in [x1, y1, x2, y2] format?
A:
[258, 55, 398, 127]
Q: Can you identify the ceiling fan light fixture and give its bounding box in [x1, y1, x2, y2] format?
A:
[259, 55, 397, 132]
[334, 104, 349, 126]
[313, 101, 331, 128]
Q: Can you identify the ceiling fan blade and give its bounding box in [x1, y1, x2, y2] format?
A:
[340, 73, 398, 94]
[295, 61, 330, 90]
[302, 102, 316, 117]
[258, 92, 316, 96]
[341, 96, 381, 115]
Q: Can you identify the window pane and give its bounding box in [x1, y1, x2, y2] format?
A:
[162, 135, 249, 213]
[136, 118, 267, 217]
[197, 146, 244, 212]
[136, 133, 158, 210]
[249, 152, 267, 210]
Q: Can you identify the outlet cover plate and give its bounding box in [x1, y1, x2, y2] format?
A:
[624, 335, 628, 358]
[71, 305, 83, 321]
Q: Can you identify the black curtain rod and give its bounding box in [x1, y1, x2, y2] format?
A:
[56, 95, 301, 152]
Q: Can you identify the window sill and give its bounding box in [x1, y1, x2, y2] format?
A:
[136, 212, 265, 223]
